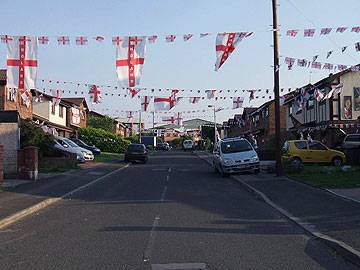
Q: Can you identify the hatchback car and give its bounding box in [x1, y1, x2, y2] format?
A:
[282, 140, 346, 166]
[69, 138, 101, 155]
[124, 143, 148, 163]
[183, 140, 194, 151]
[213, 137, 260, 176]
[342, 134, 360, 149]
[155, 142, 170, 151]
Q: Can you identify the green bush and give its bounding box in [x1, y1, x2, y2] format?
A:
[78, 127, 131, 153]
[20, 120, 55, 157]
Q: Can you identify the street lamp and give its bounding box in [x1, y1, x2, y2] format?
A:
[208, 105, 217, 147]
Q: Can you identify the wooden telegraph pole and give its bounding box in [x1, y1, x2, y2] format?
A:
[272, 0, 284, 176]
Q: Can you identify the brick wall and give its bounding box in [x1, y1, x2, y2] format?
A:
[17, 147, 38, 180]
[0, 122, 18, 175]
[0, 86, 33, 119]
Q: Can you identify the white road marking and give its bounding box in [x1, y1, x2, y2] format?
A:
[143, 216, 160, 263]
[151, 262, 207, 270]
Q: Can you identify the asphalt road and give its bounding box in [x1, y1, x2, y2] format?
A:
[0, 151, 356, 270]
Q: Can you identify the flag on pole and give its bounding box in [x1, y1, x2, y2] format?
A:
[6, 36, 38, 90]
[214, 32, 249, 71]
[141, 96, 151, 112]
[116, 36, 146, 88]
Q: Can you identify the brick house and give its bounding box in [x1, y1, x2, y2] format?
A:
[0, 69, 33, 120]
[62, 98, 89, 137]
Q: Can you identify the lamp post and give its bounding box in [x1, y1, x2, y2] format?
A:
[208, 105, 217, 147]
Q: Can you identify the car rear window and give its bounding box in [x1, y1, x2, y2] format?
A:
[221, 140, 253, 154]
[294, 141, 307, 150]
[345, 135, 360, 142]
[127, 144, 145, 152]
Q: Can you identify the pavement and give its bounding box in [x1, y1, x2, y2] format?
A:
[0, 151, 356, 269]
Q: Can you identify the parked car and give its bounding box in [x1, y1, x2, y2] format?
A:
[124, 143, 148, 163]
[213, 137, 260, 176]
[183, 140, 194, 151]
[282, 140, 346, 166]
[342, 134, 360, 149]
[155, 142, 170, 151]
[53, 136, 94, 163]
[69, 138, 101, 155]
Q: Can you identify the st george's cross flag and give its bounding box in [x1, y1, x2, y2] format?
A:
[20, 89, 31, 107]
[6, 36, 38, 90]
[232, 97, 244, 109]
[141, 96, 152, 112]
[88, 84, 102, 104]
[174, 112, 183, 126]
[154, 97, 175, 111]
[314, 89, 324, 102]
[116, 36, 146, 88]
[214, 32, 249, 71]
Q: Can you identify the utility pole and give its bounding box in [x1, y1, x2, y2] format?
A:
[139, 110, 142, 144]
[272, 0, 284, 176]
[213, 106, 217, 146]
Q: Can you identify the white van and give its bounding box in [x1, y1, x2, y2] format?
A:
[213, 137, 259, 176]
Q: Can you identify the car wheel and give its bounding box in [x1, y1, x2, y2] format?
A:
[292, 157, 303, 167]
[332, 157, 343, 166]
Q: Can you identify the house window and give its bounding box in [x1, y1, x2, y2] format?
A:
[289, 104, 293, 116]
[51, 104, 56, 115]
[59, 106, 64, 118]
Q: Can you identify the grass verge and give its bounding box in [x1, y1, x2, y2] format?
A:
[288, 165, 360, 189]
[94, 152, 124, 163]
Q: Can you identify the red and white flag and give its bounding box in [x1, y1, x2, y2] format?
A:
[183, 34, 193, 41]
[6, 36, 38, 90]
[154, 97, 174, 111]
[76, 36, 88, 45]
[166, 35, 176, 42]
[338, 64, 348, 71]
[320, 28, 332, 35]
[88, 84, 101, 104]
[285, 57, 295, 70]
[112, 36, 123, 45]
[174, 112, 183, 125]
[332, 83, 343, 96]
[336, 27, 347, 33]
[286, 30, 299, 37]
[189, 97, 200, 104]
[141, 96, 151, 112]
[314, 89, 324, 102]
[205, 89, 216, 99]
[324, 89, 334, 99]
[304, 29, 316, 37]
[116, 36, 146, 88]
[215, 32, 249, 71]
[1, 35, 13, 43]
[148, 35, 158, 43]
[128, 88, 141, 98]
[20, 89, 31, 107]
[311, 62, 322, 69]
[38, 36, 49, 44]
[34, 92, 44, 103]
[232, 97, 244, 109]
[297, 59, 307, 67]
[57, 36, 70, 45]
[162, 116, 175, 124]
[323, 63, 334, 70]
[52, 89, 62, 106]
[351, 26, 360, 33]
[94, 36, 105, 42]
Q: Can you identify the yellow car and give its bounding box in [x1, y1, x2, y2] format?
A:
[282, 140, 346, 166]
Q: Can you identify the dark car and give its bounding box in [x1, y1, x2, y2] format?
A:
[124, 143, 148, 163]
[69, 138, 101, 155]
[155, 142, 170, 151]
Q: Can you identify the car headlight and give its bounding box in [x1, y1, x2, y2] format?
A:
[250, 156, 259, 162]
[223, 158, 234, 165]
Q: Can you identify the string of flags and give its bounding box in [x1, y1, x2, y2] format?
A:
[284, 56, 360, 72]
[285, 26, 360, 38]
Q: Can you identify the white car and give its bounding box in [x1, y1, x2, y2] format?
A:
[54, 137, 94, 162]
[213, 137, 260, 176]
[183, 140, 194, 151]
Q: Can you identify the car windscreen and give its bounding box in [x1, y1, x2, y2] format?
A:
[63, 139, 79, 147]
[221, 140, 253, 154]
[127, 144, 145, 152]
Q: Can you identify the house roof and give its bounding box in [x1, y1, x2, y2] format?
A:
[62, 98, 89, 110]
[31, 89, 71, 107]
[88, 110, 105, 118]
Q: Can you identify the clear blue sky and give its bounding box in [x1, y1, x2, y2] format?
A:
[1, 0, 360, 125]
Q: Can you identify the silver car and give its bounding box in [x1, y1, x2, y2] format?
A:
[213, 137, 260, 176]
[54, 137, 94, 162]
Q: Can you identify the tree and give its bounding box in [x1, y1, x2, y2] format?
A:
[87, 115, 116, 133]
